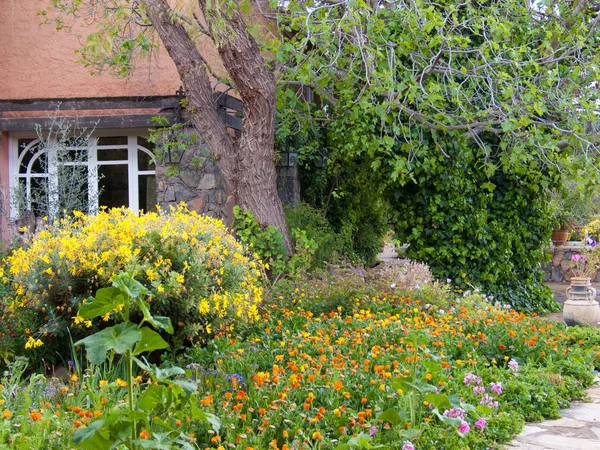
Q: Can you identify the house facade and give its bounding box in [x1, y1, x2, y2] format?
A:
[0, 1, 299, 244]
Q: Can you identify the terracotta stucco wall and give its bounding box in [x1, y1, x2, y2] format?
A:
[0, 132, 10, 244]
[0, 0, 216, 100]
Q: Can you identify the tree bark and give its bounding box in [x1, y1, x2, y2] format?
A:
[144, 0, 293, 253]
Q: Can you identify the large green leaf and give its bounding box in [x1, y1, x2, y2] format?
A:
[138, 385, 170, 411]
[136, 299, 174, 334]
[78, 287, 124, 320]
[133, 326, 169, 356]
[75, 322, 142, 364]
[377, 408, 403, 426]
[113, 273, 148, 299]
[72, 420, 112, 449]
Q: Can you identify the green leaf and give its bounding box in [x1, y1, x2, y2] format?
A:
[190, 404, 221, 433]
[138, 385, 169, 411]
[136, 299, 174, 334]
[72, 420, 111, 449]
[174, 380, 197, 395]
[377, 408, 403, 425]
[424, 392, 451, 410]
[75, 323, 142, 365]
[78, 288, 124, 320]
[154, 366, 185, 380]
[112, 273, 148, 299]
[132, 326, 169, 356]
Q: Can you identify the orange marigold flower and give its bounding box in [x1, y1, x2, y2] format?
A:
[140, 429, 150, 439]
[29, 410, 42, 421]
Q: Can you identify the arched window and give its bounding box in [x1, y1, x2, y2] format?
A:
[10, 132, 157, 220]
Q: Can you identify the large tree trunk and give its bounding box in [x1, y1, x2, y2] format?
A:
[144, 0, 293, 253]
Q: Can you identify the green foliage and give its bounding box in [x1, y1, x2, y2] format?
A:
[232, 205, 320, 278]
[296, 158, 389, 267]
[389, 141, 559, 312]
[232, 205, 288, 276]
[148, 117, 198, 165]
[273, 0, 600, 311]
[73, 272, 218, 449]
[284, 203, 354, 267]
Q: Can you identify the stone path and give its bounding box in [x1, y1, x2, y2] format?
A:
[507, 380, 600, 449]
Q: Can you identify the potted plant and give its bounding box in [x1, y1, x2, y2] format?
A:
[563, 246, 600, 327]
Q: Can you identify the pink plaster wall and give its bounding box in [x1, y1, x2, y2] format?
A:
[0, 0, 207, 100]
[0, 133, 10, 245]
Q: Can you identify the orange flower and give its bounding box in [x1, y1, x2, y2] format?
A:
[139, 429, 150, 439]
[29, 410, 42, 421]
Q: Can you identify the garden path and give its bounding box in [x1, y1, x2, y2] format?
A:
[506, 377, 600, 449]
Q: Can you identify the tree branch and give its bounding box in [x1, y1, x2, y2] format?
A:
[144, 0, 235, 167]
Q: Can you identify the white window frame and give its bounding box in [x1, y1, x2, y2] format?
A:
[8, 129, 157, 220]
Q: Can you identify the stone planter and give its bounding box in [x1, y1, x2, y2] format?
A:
[563, 277, 600, 327]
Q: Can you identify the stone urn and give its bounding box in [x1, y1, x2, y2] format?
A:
[563, 277, 600, 327]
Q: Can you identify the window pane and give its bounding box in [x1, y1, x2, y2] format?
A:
[58, 165, 89, 214]
[138, 175, 157, 213]
[18, 139, 46, 174]
[138, 149, 154, 171]
[97, 136, 128, 146]
[58, 148, 88, 163]
[29, 177, 49, 217]
[98, 165, 129, 209]
[98, 148, 128, 161]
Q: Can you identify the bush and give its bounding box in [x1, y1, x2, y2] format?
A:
[284, 203, 354, 267]
[0, 205, 264, 363]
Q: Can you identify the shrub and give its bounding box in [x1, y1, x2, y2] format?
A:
[0, 205, 264, 363]
[284, 203, 354, 267]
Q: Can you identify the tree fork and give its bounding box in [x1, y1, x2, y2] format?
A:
[144, 0, 293, 253]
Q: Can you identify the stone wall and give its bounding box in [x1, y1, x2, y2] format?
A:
[544, 244, 600, 282]
[155, 138, 228, 220]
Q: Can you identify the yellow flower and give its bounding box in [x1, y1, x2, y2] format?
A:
[199, 299, 210, 315]
[115, 378, 127, 388]
[2, 409, 12, 418]
[99, 380, 108, 387]
[24, 336, 43, 349]
[102, 312, 111, 322]
[72, 315, 84, 325]
[84, 320, 92, 328]
[176, 274, 185, 284]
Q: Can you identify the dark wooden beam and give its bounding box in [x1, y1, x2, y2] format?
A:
[0, 96, 181, 112]
[0, 113, 176, 132]
[0, 92, 243, 131]
[0, 93, 244, 113]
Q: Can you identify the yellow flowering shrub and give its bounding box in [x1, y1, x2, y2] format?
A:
[0, 205, 264, 357]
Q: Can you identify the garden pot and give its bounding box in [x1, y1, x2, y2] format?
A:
[551, 230, 569, 246]
[563, 277, 600, 327]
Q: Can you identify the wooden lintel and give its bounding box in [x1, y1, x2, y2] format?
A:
[0, 113, 175, 132]
[0, 96, 181, 112]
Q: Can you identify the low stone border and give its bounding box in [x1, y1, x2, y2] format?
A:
[544, 244, 598, 283]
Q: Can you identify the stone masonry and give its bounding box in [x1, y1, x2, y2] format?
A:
[155, 137, 228, 220]
[544, 244, 600, 283]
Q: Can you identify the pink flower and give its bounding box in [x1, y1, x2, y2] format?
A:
[402, 441, 415, 450]
[572, 253, 582, 261]
[475, 417, 487, 429]
[490, 382, 503, 395]
[457, 420, 470, 434]
[369, 426, 377, 436]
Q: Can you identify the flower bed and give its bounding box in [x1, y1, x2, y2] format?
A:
[0, 280, 597, 449]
